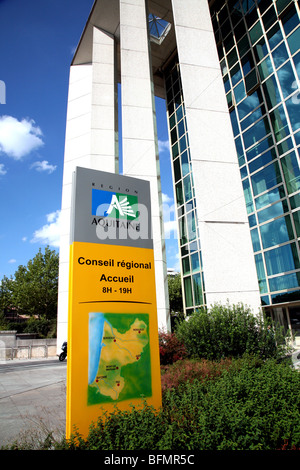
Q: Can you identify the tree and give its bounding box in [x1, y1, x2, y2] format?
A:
[168, 274, 183, 313]
[9, 246, 59, 320]
[0, 275, 14, 314]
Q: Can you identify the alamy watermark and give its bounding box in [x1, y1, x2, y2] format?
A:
[0, 80, 6, 104]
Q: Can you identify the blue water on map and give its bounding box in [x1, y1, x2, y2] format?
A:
[88, 312, 105, 384]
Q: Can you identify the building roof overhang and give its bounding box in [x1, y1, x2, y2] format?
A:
[72, 0, 176, 98]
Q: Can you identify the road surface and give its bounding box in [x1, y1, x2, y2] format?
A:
[0, 358, 67, 448]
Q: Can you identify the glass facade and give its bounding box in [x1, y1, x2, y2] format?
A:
[210, 0, 300, 308]
[165, 63, 206, 315]
[165, 0, 300, 329]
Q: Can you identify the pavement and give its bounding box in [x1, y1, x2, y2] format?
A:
[0, 357, 67, 449]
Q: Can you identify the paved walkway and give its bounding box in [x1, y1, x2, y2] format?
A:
[0, 357, 67, 448]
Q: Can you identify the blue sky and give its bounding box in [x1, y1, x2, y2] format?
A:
[0, 0, 179, 279]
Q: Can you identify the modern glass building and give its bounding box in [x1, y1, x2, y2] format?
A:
[57, 0, 300, 348]
[208, 0, 300, 338]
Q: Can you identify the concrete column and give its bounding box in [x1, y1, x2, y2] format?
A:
[57, 27, 118, 348]
[171, 0, 261, 312]
[120, 0, 170, 330]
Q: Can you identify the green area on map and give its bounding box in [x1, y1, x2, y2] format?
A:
[88, 313, 152, 405]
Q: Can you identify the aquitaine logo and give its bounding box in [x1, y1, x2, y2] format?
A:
[92, 189, 138, 220]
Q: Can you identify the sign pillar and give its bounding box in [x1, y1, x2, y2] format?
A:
[66, 167, 162, 439]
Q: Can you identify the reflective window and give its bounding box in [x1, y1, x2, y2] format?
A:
[262, 5, 277, 31]
[230, 110, 240, 136]
[179, 216, 187, 245]
[187, 211, 196, 242]
[240, 165, 248, 179]
[182, 256, 190, 275]
[235, 135, 244, 159]
[237, 34, 251, 57]
[191, 252, 200, 272]
[193, 273, 203, 305]
[287, 26, 300, 55]
[262, 75, 281, 109]
[172, 142, 179, 159]
[277, 62, 296, 98]
[255, 185, 286, 209]
[272, 42, 289, 68]
[183, 175, 192, 202]
[251, 161, 282, 196]
[255, 253, 268, 292]
[258, 0, 272, 15]
[249, 147, 277, 173]
[289, 192, 300, 210]
[258, 55, 274, 80]
[251, 227, 261, 251]
[285, 96, 300, 133]
[249, 20, 263, 43]
[245, 69, 259, 93]
[269, 272, 300, 291]
[293, 210, 300, 236]
[264, 242, 300, 275]
[243, 117, 271, 149]
[184, 277, 193, 307]
[241, 51, 255, 75]
[246, 135, 274, 160]
[176, 105, 183, 122]
[293, 51, 300, 80]
[260, 215, 294, 248]
[179, 135, 187, 153]
[237, 90, 263, 119]
[181, 150, 189, 176]
[231, 63, 243, 86]
[269, 104, 289, 142]
[227, 47, 239, 68]
[234, 80, 246, 103]
[257, 199, 289, 223]
[282, 6, 299, 36]
[249, 213, 257, 226]
[175, 181, 184, 206]
[267, 23, 284, 50]
[245, 7, 258, 28]
[178, 119, 185, 138]
[281, 151, 300, 194]
[174, 157, 181, 182]
[254, 36, 269, 62]
[277, 137, 294, 155]
[243, 178, 255, 213]
[241, 104, 265, 131]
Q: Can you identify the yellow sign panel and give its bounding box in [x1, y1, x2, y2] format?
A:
[66, 168, 162, 439]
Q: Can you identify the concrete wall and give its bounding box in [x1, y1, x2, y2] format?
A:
[0, 331, 57, 360]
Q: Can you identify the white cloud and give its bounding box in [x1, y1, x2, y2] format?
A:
[0, 115, 44, 159]
[8, 259, 16, 264]
[162, 192, 173, 204]
[158, 139, 170, 153]
[164, 219, 178, 239]
[31, 210, 61, 248]
[0, 163, 6, 175]
[30, 160, 57, 174]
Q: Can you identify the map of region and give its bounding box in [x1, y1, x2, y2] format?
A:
[88, 313, 152, 405]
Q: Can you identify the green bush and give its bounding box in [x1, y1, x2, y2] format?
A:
[175, 303, 288, 360]
[55, 357, 300, 451]
[161, 357, 300, 450]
